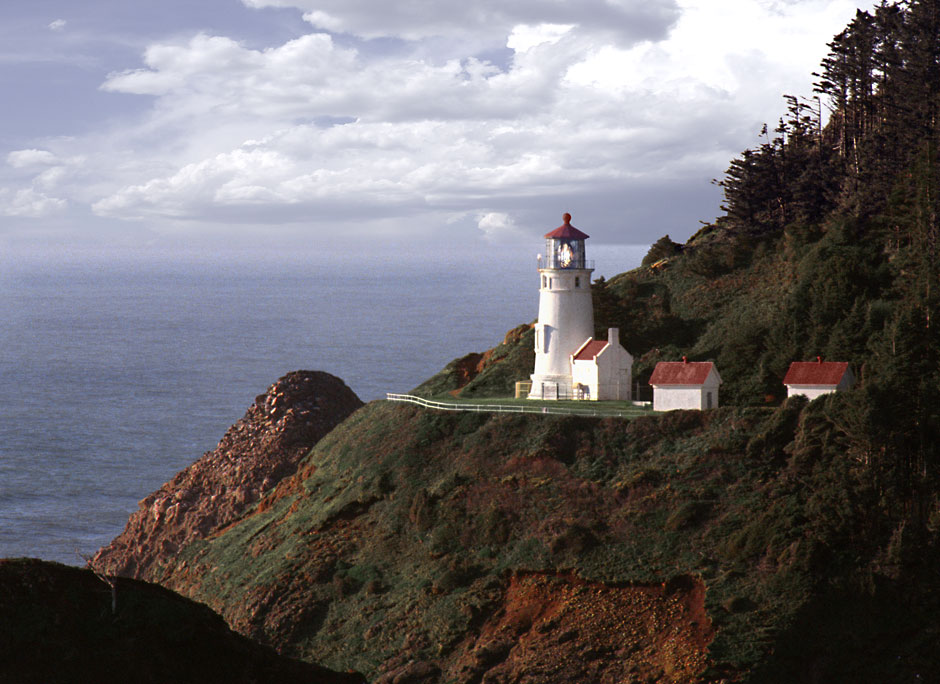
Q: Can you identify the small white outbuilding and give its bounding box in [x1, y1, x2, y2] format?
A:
[570, 328, 634, 401]
[783, 359, 854, 399]
[649, 359, 721, 411]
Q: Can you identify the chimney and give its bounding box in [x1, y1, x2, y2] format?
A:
[682, 356, 688, 364]
[608, 327, 619, 348]
[817, 356, 822, 364]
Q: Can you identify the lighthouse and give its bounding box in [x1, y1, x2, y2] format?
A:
[528, 213, 633, 401]
[529, 213, 596, 400]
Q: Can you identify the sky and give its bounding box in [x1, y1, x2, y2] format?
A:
[0, 0, 878, 255]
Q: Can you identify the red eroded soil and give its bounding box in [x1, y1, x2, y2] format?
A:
[445, 572, 714, 684]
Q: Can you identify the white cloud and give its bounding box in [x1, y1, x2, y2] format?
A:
[477, 212, 528, 243]
[0, 188, 67, 217]
[565, 0, 863, 124]
[91, 86, 733, 227]
[48, 19, 67, 32]
[507, 24, 574, 53]
[100, 30, 580, 126]
[8, 149, 59, 168]
[87, 15, 765, 231]
[1, 0, 877, 246]
[35, 166, 68, 190]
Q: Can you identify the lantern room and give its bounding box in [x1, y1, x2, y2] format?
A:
[543, 213, 590, 270]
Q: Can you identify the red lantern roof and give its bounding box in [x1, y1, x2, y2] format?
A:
[545, 213, 590, 240]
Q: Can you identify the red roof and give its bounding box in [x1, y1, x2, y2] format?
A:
[649, 361, 716, 386]
[573, 340, 608, 361]
[545, 213, 589, 240]
[783, 361, 850, 386]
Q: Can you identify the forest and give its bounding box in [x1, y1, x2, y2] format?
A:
[728, 0, 940, 524]
[598, 0, 940, 540]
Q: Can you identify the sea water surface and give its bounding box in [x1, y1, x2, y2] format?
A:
[0, 244, 645, 564]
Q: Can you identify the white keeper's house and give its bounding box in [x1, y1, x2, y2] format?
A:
[783, 358, 854, 399]
[649, 359, 721, 411]
[528, 214, 633, 401]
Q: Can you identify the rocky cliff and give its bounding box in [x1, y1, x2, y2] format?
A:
[93, 370, 363, 579]
[94, 370, 940, 683]
[96, 398, 731, 682]
[84, 372, 930, 683]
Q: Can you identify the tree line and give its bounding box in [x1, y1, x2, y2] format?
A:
[709, 0, 940, 543]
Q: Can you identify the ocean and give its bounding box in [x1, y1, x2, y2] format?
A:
[0, 243, 645, 564]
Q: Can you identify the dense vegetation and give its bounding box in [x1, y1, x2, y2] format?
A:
[117, 400, 874, 679]
[633, 0, 940, 551]
[455, 0, 940, 564]
[139, 394, 940, 682]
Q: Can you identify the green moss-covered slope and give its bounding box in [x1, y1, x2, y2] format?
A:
[143, 394, 940, 682]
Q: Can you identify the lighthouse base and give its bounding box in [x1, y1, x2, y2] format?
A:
[528, 374, 574, 400]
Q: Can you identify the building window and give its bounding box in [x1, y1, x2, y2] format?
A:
[542, 275, 546, 288]
[549, 278, 553, 289]
[575, 276, 580, 288]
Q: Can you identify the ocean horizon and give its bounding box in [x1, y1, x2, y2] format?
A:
[0, 243, 646, 564]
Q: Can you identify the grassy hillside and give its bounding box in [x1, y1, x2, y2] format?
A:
[139, 395, 940, 682]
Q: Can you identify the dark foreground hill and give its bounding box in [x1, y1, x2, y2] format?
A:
[0, 558, 365, 684]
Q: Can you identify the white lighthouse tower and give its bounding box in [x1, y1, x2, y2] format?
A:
[529, 213, 595, 400]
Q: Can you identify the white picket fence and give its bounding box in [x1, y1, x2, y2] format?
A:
[385, 393, 649, 419]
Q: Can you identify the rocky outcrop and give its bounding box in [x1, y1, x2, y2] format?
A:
[0, 558, 366, 684]
[93, 371, 363, 580]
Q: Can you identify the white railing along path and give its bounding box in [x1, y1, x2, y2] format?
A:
[386, 393, 648, 419]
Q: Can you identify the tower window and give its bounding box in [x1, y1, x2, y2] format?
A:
[542, 275, 546, 288]
[549, 278, 553, 289]
[575, 276, 580, 288]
